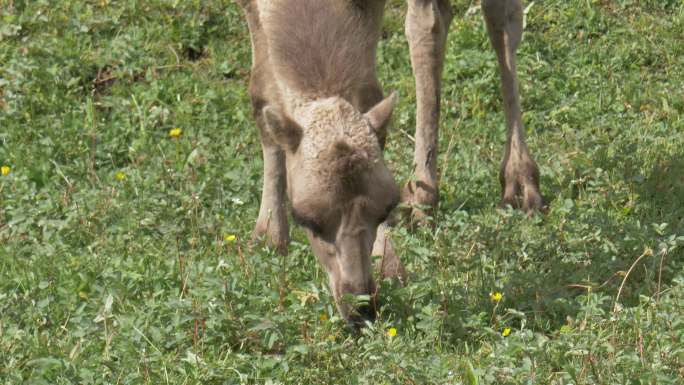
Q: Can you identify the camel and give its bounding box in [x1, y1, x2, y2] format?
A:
[237, 0, 543, 324]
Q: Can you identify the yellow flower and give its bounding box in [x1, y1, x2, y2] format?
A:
[223, 234, 237, 242]
[490, 291, 503, 302]
[387, 327, 397, 338]
[502, 327, 511, 337]
[319, 313, 328, 322]
[115, 171, 126, 181]
[78, 291, 88, 300]
[1, 165, 10, 176]
[169, 127, 183, 138]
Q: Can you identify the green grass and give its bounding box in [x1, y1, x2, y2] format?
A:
[1, 0, 683, 384]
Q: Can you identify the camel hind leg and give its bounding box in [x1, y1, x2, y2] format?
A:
[482, 0, 544, 212]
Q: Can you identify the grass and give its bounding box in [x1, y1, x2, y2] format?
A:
[1, 0, 683, 384]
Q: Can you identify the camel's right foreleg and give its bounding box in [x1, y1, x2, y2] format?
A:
[239, 0, 291, 254]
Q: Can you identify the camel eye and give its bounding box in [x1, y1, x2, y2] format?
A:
[292, 209, 323, 234]
[377, 200, 399, 224]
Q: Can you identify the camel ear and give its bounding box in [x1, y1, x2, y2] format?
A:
[364, 92, 397, 147]
[262, 106, 303, 152]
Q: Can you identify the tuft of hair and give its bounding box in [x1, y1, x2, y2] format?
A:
[267, 0, 377, 96]
[324, 141, 371, 196]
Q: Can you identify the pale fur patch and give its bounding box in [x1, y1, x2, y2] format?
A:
[295, 98, 380, 162]
[260, 0, 376, 98]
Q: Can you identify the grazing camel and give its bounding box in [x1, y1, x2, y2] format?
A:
[237, 0, 542, 324]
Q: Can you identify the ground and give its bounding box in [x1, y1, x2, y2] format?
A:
[1, 1, 683, 384]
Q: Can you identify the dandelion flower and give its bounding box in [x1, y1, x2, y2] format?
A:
[489, 291, 503, 302]
[1, 165, 10, 176]
[502, 327, 511, 337]
[115, 171, 126, 181]
[224, 234, 237, 242]
[319, 313, 328, 322]
[169, 127, 183, 138]
[387, 327, 397, 338]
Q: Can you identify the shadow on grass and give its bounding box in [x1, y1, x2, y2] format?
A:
[376, 151, 684, 345]
[520, 153, 682, 326]
[640, 155, 684, 233]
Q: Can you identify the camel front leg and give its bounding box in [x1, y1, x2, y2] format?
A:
[404, 0, 453, 219]
[252, 116, 290, 255]
[482, 0, 544, 212]
[239, 0, 290, 254]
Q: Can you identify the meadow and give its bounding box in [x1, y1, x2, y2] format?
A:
[1, 0, 683, 383]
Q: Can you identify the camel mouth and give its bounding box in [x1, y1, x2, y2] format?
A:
[346, 299, 378, 328]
